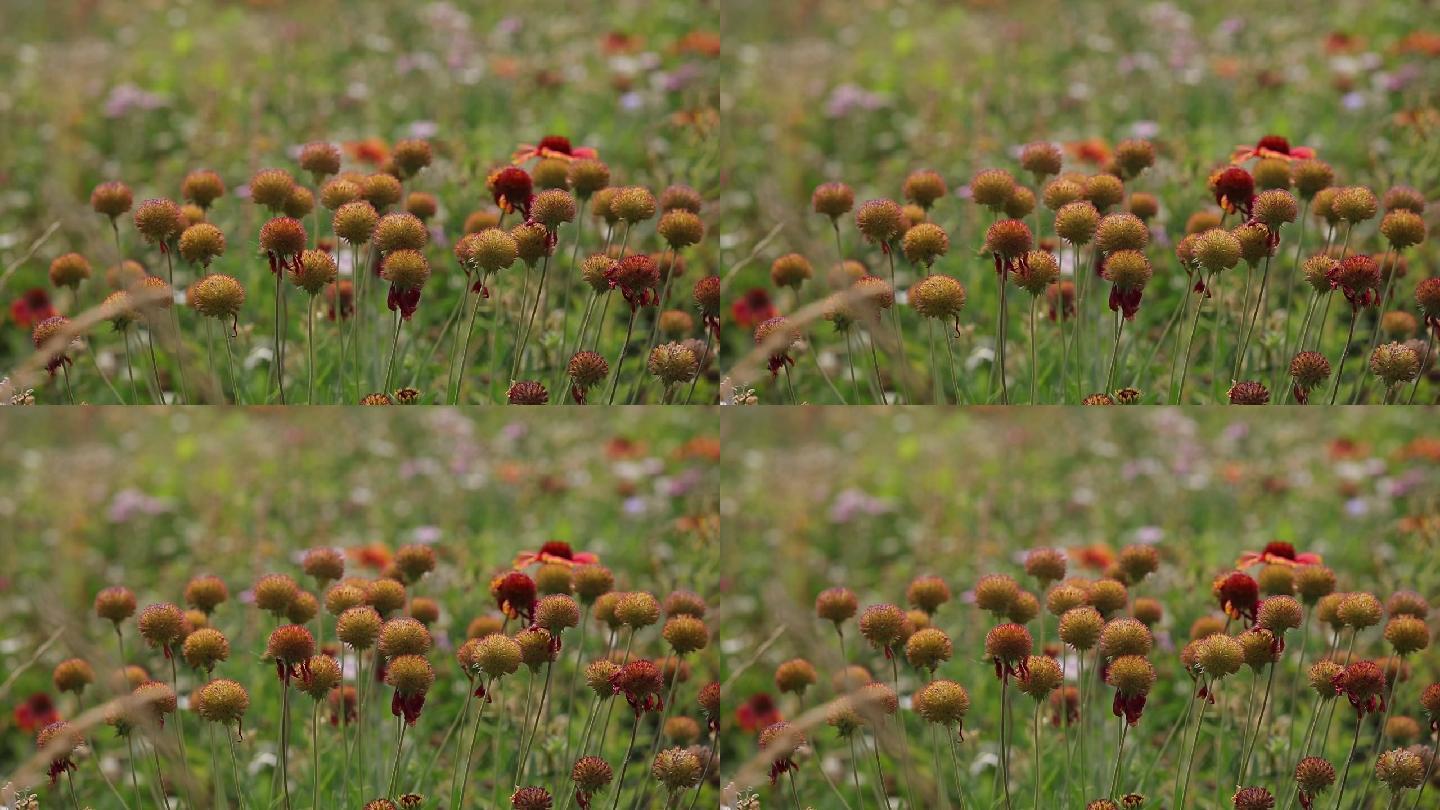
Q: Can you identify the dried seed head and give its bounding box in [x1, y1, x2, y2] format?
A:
[663, 616, 709, 655]
[1195, 633, 1244, 679]
[1194, 228, 1242, 273]
[1021, 142, 1063, 177]
[905, 628, 953, 671]
[984, 219, 1034, 258]
[774, 658, 818, 694]
[586, 659, 621, 697]
[284, 185, 315, 220]
[985, 622, 1034, 663]
[1089, 579, 1129, 616]
[138, 603, 186, 650]
[1308, 660, 1344, 698]
[385, 654, 435, 696]
[1333, 186, 1378, 223]
[1047, 584, 1088, 617]
[363, 173, 403, 210]
[902, 223, 950, 266]
[1007, 591, 1040, 624]
[859, 603, 907, 649]
[535, 594, 580, 634]
[1238, 628, 1277, 670]
[572, 755, 614, 792]
[266, 625, 316, 667]
[1018, 250, 1060, 295]
[289, 250, 337, 296]
[379, 618, 433, 660]
[1381, 209, 1427, 249]
[1339, 592, 1384, 628]
[611, 592, 659, 629]
[1055, 201, 1101, 245]
[321, 178, 361, 211]
[1288, 352, 1332, 391]
[1384, 616, 1430, 656]
[1114, 139, 1155, 178]
[1106, 655, 1156, 696]
[405, 191, 438, 221]
[812, 182, 855, 220]
[408, 597, 439, 626]
[1259, 596, 1303, 633]
[1019, 655, 1064, 700]
[95, 586, 137, 626]
[1128, 192, 1159, 221]
[651, 747, 702, 792]
[1092, 213, 1150, 257]
[769, 253, 812, 289]
[302, 548, 345, 584]
[908, 274, 967, 320]
[175, 223, 226, 267]
[188, 274, 246, 320]
[1293, 160, 1334, 199]
[915, 679, 970, 725]
[903, 170, 948, 209]
[1025, 548, 1068, 583]
[381, 249, 431, 292]
[975, 574, 1021, 615]
[1293, 756, 1335, 795]
[259, 217, 307, 258]
[473, 633, 523, 679]
[816, 587, 858, 625]
[254, 573, 300, 615]
[337, 606, 383, 649]
[182, 628, 230, 671]
[1084, 174, 1126, 212]
[392, 139, 433, 178]
[194, 678, 249, 725]
[134, 198, 184, 244]
[1231, 786, 1275, 810]
[1375, 748, 1425, 791]
[1060, 606, 1105, 650]
[610, 186, 657, 223]
[92, 181, 134, 219]
[1100, 618, 1154, 659]
[971, 169, 1016, 210]
[1041, 180, 1083, 216]
[52, 658, 94, 694]
[334, 201, 379, 245]
[250, 169, 296, 211]
[1186, 210, 1224, 235]
[1387, 591, 1430, 619]
[855, 199, 906, 244]
[1254, 189, 1299, 229]
[48, 253, 92, 289]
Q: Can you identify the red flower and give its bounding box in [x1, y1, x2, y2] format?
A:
[13, 693, 59, 734]
[1236, 541, 1323, 569]
[730, 288, 776, 331]
[512, 135, 599, 165]
[610, 660, 666, 716]
[386, 284, 423, 321]
[1212, 167, 1256, 216]
[1231, 135, 1316, 164]
[491, 571, 537, 621]
[489, 167, 534, 217]
[9, 288, 56, 330]
[1214, 571, 1260, 625]
[513, 541, 600, 569]
[735, 692, 782, 732]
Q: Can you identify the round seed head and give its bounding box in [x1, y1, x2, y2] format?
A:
[975, 574, 1020, 615]
[1232, 786, 1275, 810]
[1106, 655, 1156, 696]
[1060, 606, 1104, 650]
[187, 274, 246, 320]
[971, 169, 1016, 210]
[984, 219, 1034, 258]
[1019, 655, 1063, 700]
[259, 217, 307, 257]
[95, 586, 138, 624]
[283, 185, 315, 220]
[663, 616, 709, 655]
[265, 624, 315, 666]
[1100, 618, 1153, 659]
[816, 587, 858, 625]
[52, 658, 94, 694]
[92, 181, 134, 218]
[905, 628, 953, 670]
[611, 186, 657, 223]
[1294, 756, 1335, 795]
[1084, 174, 1125, 211]
[1333, 186, 1379, 223]
[1196, 633, 1244, 679]
[182, 628, 230, 671]
[302, 548, 345, 584]
[1293, 160, 1334, 199]
[1021, 142, 1063, 177]
[985, 622, 1033, 663]
[194, 679, 249, 725]
[1195, 228, 1242, 273]
[1288, 353, 1332, 391]
[902, 223, 949, 266]
[1375, 748, 1425, 791]
[134, 198, 184, 244]
[334, 201, 379, 244]
[859, 603, 906, 649]
[1026, 548, 1068, 583]
[774, 658, 817, 694]
[1055, 201, 1100, 245]
[385, 654, 435, 696]
[1384, 616, 1430, 655]
[1254, 189, 1299, 228]
[903, 170, 948, 208]
[812, 182, 855, 219]
[855, 199, 906, 244]
[379, 618, 433, 659]
[535, 594, 580, 633]
[908, 274, 967, 320]
[1114, 139, 1155, 178]
[572, 755, 614, 792]
[291, 250, 338, 295]
[320, 178, 361, 211]
[138, 603, 186, 649]
[381, 249, 430, 291]
[616, 592, 662, 628]
[337, 606, 383, 649]
[1047, 584, 1088, 617]
[1259, 596, 1303, 633]
[362, 173, 403, 210]
[914, 679, 970, 725]
[392, 139, 433, 178]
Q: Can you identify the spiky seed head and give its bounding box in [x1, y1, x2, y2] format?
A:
[970, 169, 1016, 210]
[1300, 254, 1337, 293]
[48, 253, 92, 289]
[404, 191, 438, 222]
[259, 217, 307, 258]
[385, 654, 435, 696]
[287, 250, 336, 296]
[1025, 548, 1067, 583]
[662, 615, 709, 655]
[182, 628, 230, 671]
[1088, 579, 1128, 616]
[769, 253, 813, 289]
[300, 548, 345, 584]
[321, 178, 361, 211]
[900, 575, 949, 614]
[903, 170, 947, 209]
[1084, 173, 1125, 212]
[1047, 584, 1088, 617]
[1312, 188, 1340, 225]
[1338, 591, 1384, 628]
[337, 606, 383, 649]
[1387, 591, 1429, 619]
[379, 250, 430, 292]
[985, 623, 1034, 663]
[1195, 633, 1244, 679]
[859, 603, 907, 649]
[92, 181, 134, 218]
[908, 274, 967, 320]
[391, 139, 432, 178]
[248, 169, 296, 211]
[1375, 748, 1425, 791]
[585, 659, 621, 697]
[52, 658, 94, 694]
[1308, 660, 1343, 698]
[1055, 201, 1100, 245]
[510, 221, 551, 267]
[134, 198, 183, 244]
[297, 655, 342, 700]
[253, 573, 299, 615]
[1186, 210, 1224, 235]
[1292, 160, 1334, 199]
[532, 594, 579, 634]
[904, 628, 953, 671]
[175, 223, 226, 267]
[1106, 655, 1156, 696]
[610, 186, 657, 223]
[265, 625, 316, 666]
[1288, 353, 1332, 391]
[378, 618, 432, 660]
[914, 679, 970, 725]
[1258, 596, 1303, 633]
[334, 201, 379, 245]
[812, 182, 855, 219]
[1384, 616, 1430, 655]
[372, 212, 427, 255]
[1100, 618, 1153, 660]
[1232, 786, 1275, 810]
[1005, 591, 1039, 625]
[1239, 628, 1278, 669]
[1231, 223, 1272, 266]
[571, 755, 614, 792]
[194, 678, 249, 725]
[283, 185, 315, 220]
[1020, 655, 1064, 701]
[137, 603, 186, 649]
[984, 219, 1034, 258]
[530, 158, 570, 190]
[1060, 606, 1104, 650]
[1253, 189, 1298, 229]
[816, 587, 858, 625]
[362, 173, 403, 209]
[901, 223, 950, 266]
[1315, 593, 1347, 630]
[773, 658, 818, 694]
[1194, 228, 1242, 273]
[1114, 139, 1155, 177]
[613, 592, 660, 629]
[1333, 186, 1379, 223]
[975, 574, 1020, 615]
[188, 274, 246, 320]
[1126, 192, 1159, 221]
[1293, 756, 1336, 795]
[1021, 142, 1063, 177]
[855, 199, 906, 244]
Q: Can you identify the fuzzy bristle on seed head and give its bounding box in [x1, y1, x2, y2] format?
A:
[1024, 548, 1067, 584]
[858, 603, 906, 649]
[1375, 748, 1425, 791]
[571, 755, 614, 792]
[1293, 755, 1336, 795]
[333, 201, 379, 245]
[92, 181, 134, 219]
[1100, 618, 1153, 659]
[52, 658, 94, 694]
[378, 618, 433, 659]
[903, 628, 953, 671]
[1194, 228, 1242, 273]
[337, 606, 383, 649]
[812, 182, 855, 220]
[816, 587, 858, 625]
[1195, 633, 1244, 679]
[1059, 606, 1104, 650]
[985, 622, 1033, 663]
[903, 169, 948, 209]
[298, 655, 341, 700]
[1258, 595, 1303, 632]
[854, 199, 906, 245]
[390, 138, 432, 179]
[385, 654, 434, 696]
[1021, 142, 1063, 177]
[1384, 615, 1430, 655]
[1337, 591, 1383, 628]
[1370, 342, 1421, 386]
[1046, 584, 1088, 617]
[1258, 566, 1296, 598]
[187, 274, 246, 320]
[970, 169, 1016, 210]
[266, 624, 316, 664]
[908, 274, 967, 320]
[1239, 628, 1279, 669]
[1232, 786, 1275, 810]
[1106, 655, 1156, 696]
[1291, 159, 1333, 199]
[1042, 179, 1083, 212]
[182, 628, 230, 671]
[95, 586, 138, 624]
[1054, 200, 1100, 246]
[974, 573, 1021, 614]
[291, 250, 338, 296]
[194, 678, 249, 725]
[984, 218, 1034, 258]
[914, 679, 970, 725]
[1019, 655, 1063, 700]
[138, 603, 186, 649]
[1333, 186, 1379, 223]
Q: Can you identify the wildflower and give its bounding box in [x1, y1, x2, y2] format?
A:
[612, 660, 666, 715]
[91, 181, 134, 220]
[266, 625, 316, 682]
[1231, 786, 1275, 810]
[1106, 655, 1156, 725]
[1212, 167, 1256, 216]
[903, 170, 948, 209]
[1294, 756, 1335, 808]
[1214, 571, 1260, 624]
[813, 182, 855, 220]
[985, 623, 1034, 682]
[855, 199, 906, 247]
[1232, 135, 1315, 164]
[1375, 748, 1425, 792]
[1335, 660, 1387, 717]
[489, 166, 534, 216]
[137, 603, 186, 656]
[182, 628, 230, 672]
[36, 721, 80, 785]
[195, 679, 250, 728]
[859, 603, 907, 656]
[385, 655, 434, 725]
[915, 679, 970, 734]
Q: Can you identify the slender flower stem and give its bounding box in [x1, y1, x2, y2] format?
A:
[122, 331, 140, 404]
[1104, 308, 1124, 394]
[386, 716, 407, 799]
[606, 309, 640, 405]
[273, 273, 286, 403]
[1000, 678, 1013, 809]
[513, 249, 555, 380]
[1411, 329, 1436, 404]
[278, 680, 292, 810]
[516, 660, 555, 784]
[1329, 307, 1362, 404]
[126, 735, 144, 810]
[450, 679, 492, 809]
[1239, 662, 1278, 786]
[1236, 251, 1275, 381]
[885, 249, 911, 404]
[1032, 702, 1043, 810]
[1029, 298, 1040, 404]
[1108, 718, 1129, 799]
[311, 702, 321, 809]
[381, 310, 403, 394]
[684, 329, 715, 405]
[1331, 718, 1364, 810]
[1077, 649, 1089, 802]
[608, 719, 642, 810]
[1175, 270, 1211, 403]
[169, 657, 193, 810]
[152, 743, 172, 810]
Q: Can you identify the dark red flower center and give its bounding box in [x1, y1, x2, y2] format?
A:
[1256, 135, 1292, 154]
[538, 135, 574, 154]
